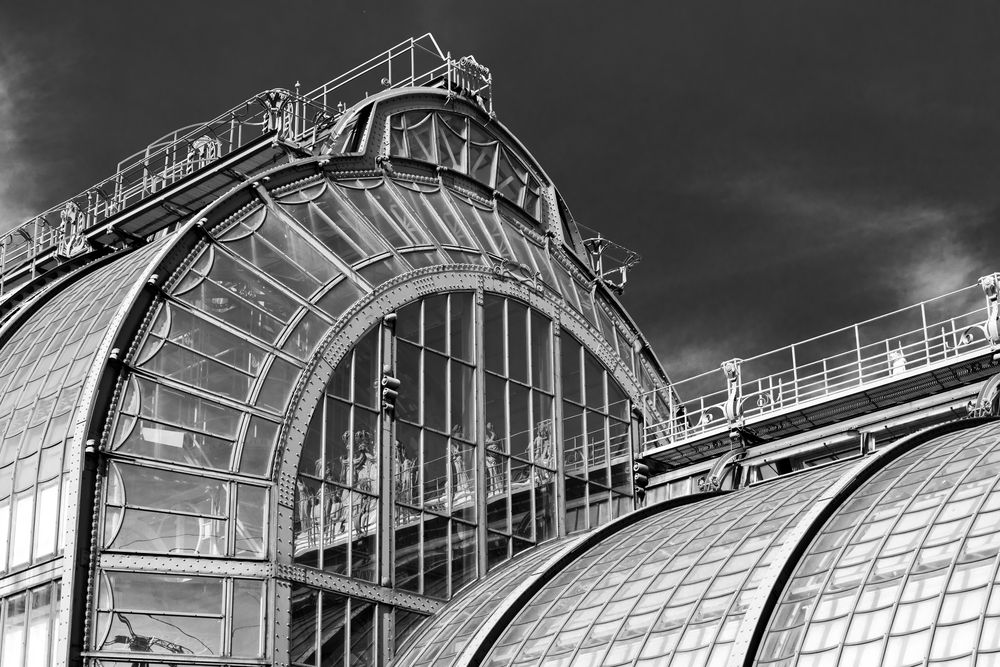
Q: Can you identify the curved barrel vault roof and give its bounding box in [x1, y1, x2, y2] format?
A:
[394, 418, 1000, 667]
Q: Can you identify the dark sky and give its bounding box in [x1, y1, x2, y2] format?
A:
[3, 1, 1000, 381]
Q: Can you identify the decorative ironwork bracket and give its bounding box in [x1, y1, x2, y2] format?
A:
[699, 446, 746, 492]
[722, 358, 744, 426]
[492, 258, 541, 292]
[57, 201, 91, 258]
[257, 88, 294, 140]
[980, 273, 1000, 346]
[969, 373, 1000, 418]
[581, 233, 640, 295]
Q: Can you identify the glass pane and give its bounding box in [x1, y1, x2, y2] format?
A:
[406, 113, 435, 162]
[424, 514, 450, 599]
[319, 592, 348, 665]
[562, 337, 583, 404]
[487, 453, 510, 532]
[535, 478, 556, 543]
[424, 352, 447, 433]
[563, 402, 586, 477]
[437, 114, 467, 171]
[395, 423, 419, 507]
[484, 295, 505, 375]
[235, 485, 266, 557]
[531, 312, 552, 391]
[353, 329, 379, 411]
[451, 442, 476, 522]
[395, 504, 421, 593]
[451, 363, 476, 445]
[239, 416, 279, 476]
[584, 351, 606, 412]
[450, 293, 475, 363]
[3, 593, 26, 667]
[507, 301, 529, 384]
[255, 357, 300, 413]
[452, 521, 477, 594]
[290, 585, 318, 666]
[350, 600, 376, 665]
[424, 431, 449, 514]
[312, 189, 389, 259]
[509, 383, 531, 461]
[231, 580, 264, 657]
[396, 341, 420, 425]
[424, 295, 448, 354]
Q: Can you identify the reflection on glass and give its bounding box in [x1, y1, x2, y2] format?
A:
[507, 301, 528, 384]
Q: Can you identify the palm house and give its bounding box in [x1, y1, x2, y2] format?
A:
[1, 34, 1000, 667]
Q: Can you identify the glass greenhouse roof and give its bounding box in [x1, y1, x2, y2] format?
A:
[396, 420, 1000, 666]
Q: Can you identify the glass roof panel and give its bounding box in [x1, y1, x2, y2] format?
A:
[755, 421, 1000, 666]
[0, 240, 164, 573]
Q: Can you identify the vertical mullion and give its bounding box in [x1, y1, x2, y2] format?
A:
[474, 289, 488, 576]
[343, 597, 351, 667]
[319, 396, 327, 570]
[346, 350, 356, 577]
[377, 319, 394, 664]
[552, 324, 566, 539]
[222, 577, 233, 657]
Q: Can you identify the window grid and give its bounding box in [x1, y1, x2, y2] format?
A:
[295, 326, 382, 582]
[391, 293, 479, 599]
[389, 110, 542, 220]
[482, 462, 852, 667]
[756, 422, 1000, 666]
[0, 580, 59, 667]
[561, 334, 633, 535]
[484, 294, 557, 562]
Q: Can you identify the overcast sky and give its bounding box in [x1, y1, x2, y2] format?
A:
[2, 1, 1000, 381]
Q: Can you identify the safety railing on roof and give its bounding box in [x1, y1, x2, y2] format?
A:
[641, 274, 1000, 453]
[0, 33, 493, 294]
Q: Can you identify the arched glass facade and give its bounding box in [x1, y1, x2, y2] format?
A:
[27, 90, 657, 667]
[287, 288, 640, 663]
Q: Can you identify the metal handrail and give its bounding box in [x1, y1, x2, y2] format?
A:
[0, 33, 491, 294]
[641, 280, 999, 453]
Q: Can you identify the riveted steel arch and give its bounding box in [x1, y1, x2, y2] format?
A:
[273, 264, 647, 563]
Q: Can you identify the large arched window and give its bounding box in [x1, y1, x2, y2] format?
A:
[289, 289, 639, 662]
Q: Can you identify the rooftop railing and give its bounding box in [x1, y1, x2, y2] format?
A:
[0, 33, 492, 294]
[641, 275, 1000, 454]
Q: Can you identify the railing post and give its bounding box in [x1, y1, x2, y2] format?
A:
[721, 359, 743, 427]
[791, 345, 799, 402]
[854, 323, 863, 384]
[32, 217, 39, 278]
[0, 239, 6, 297]
[667, 389, 675, 441]
[920, 301, 931, 364]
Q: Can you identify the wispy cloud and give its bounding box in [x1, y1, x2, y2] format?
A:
[0, 41, 39, 233]
[656, 166, 992, 382]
